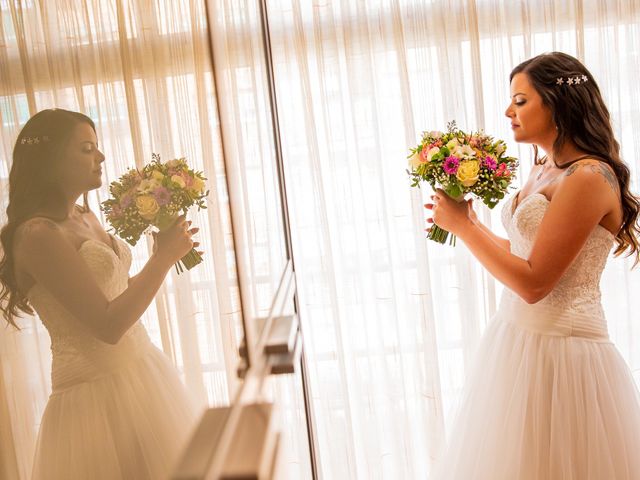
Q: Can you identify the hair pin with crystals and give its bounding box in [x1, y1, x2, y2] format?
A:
[556, 75, 588, 86]
[20, 135, 50, 145]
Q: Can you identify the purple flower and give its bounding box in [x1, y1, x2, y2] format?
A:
[443, 156, 460, 175]
[483, 155, 497, 171]
[120, 194, 133, 209]
[152, 186, 172, 206]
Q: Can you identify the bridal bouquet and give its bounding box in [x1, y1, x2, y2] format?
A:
[408, 121, 518, 245]
[100, 154, 208, 273]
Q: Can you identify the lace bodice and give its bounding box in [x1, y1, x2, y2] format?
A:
[501, 192, 614, 315]
[27, 235, 152, 391]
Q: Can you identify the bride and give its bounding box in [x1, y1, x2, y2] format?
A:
[0, 108, 202, 479]
[426, 52, 640, 479]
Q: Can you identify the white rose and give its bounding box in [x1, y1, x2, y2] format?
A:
[426, 146, 440, 162]
[451, 144, 476, 159]
[138, 178, 161, 193]
[408, 151, 422, 170]
[429, 130, 444, 139]
[171, 175, 186, 188]
[450, 145, 463, 158]
[460, 144, 476, 159]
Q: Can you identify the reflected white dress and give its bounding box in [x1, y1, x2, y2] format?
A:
[430, 193, 640, 480]
[28, 235, 199, 480]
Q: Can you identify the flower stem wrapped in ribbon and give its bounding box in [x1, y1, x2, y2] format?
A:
[101, 153, 209, 273]
[407, 121, 518, 245]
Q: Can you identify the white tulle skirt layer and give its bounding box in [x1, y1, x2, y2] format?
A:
[31, 342, 199, 480]
[430, 296, 640, 480]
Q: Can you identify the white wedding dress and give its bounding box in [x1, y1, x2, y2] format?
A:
[28, 235, 199, 480]
[430, 193, 640, 479]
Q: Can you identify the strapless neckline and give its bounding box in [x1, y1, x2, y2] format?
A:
[79, 233, 122, 260]
[512, 192, 616, 239]
[25, 234, 125, 298]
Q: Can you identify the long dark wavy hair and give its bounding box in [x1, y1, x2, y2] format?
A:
[0, 109, 95, 328]
[511, 52, 640, 264]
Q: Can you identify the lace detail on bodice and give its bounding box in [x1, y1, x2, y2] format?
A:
[27, 236, 149, 362]
[501, 193, 614, 315]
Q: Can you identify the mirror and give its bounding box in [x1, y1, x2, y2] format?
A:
[207, 0, 289, 361]
[174, 2, 317, 478]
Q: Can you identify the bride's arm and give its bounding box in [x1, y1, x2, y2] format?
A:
[469, 206, 511, 251]
[126, 231, 199, 287]
[15, 215, 194, 344]
[427, 198, 511, 251]
[429, 160, 619, 303]
[473, 221, 510, 251]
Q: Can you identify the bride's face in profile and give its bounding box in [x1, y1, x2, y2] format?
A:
[55, 122, 105, 194]
[505, 72, 556, 147]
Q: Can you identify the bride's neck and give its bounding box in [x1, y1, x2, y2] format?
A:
[541, 141, 588, 167]
[36, 195, 83, 221]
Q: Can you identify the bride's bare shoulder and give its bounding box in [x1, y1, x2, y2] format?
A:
[14, 216, 60, 241]
[13, 217, 65, 258]
[562, 158, 619, 195]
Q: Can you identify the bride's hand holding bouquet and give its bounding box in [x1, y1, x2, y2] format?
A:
[426, 189, 478, 239]
[151, 214, 200, 266]
[407, 121, 518, 245]
[101, 154, 208, 273]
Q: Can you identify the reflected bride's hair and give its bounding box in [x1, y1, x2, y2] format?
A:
[511, 52, 640, 264]
[0, 109, 95, 327]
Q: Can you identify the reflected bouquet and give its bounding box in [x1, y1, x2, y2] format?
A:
[408, 121, 518, 245]
[100, 154, 208, 273]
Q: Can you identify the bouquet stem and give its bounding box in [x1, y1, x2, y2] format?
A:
[157, 215, 204, 275]
[427, 225, 457, 246]
[174, 248, 203, 275]
[427, 192, 463, 246]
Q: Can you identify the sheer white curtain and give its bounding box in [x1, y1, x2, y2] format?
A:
[255, 1, 639, 478]
[0, 1, 243, 479]
[3, 1, 640, 479]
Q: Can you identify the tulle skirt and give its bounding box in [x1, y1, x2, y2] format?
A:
[31, 335, 200, 480]
[429, 294, 640, 480]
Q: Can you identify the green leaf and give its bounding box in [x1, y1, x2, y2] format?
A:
[446, 183, 463, 198]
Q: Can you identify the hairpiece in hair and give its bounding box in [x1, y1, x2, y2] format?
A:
[20, 136, 50, 145]
[556, 75, 588, 86]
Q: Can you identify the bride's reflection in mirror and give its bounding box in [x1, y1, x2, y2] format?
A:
[0, 109, 203, 479]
